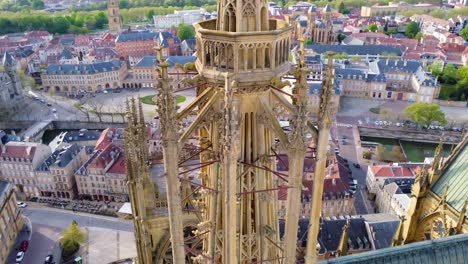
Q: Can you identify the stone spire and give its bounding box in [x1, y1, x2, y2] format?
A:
[336, 219, 350, 257]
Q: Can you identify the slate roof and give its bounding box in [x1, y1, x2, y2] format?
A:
[115, 31, 157, 43]
[383, 178, 414, 194]
[182, 38, 196, 49]
[37, 143, 81, 170]
[431, 137, 468, 215]
[279, 218, 371, 254]
[165, 56, 196, 67]
[323, 4, 331, 12]
[134, 56, 157, 68]
[366, 220, 400, 250]
[319, 233, 468, 264]
[376, 59, 420, 74]
[305, 45, 402, 56]
[46, 60, 123, 75]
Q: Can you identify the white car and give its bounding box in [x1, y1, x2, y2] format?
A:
[16, 251, 25, 263]
[17, 202, 27, 208]
[103, 90, 109, 94]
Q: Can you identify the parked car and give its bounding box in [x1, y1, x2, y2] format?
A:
[16, 252, 25, 263]
[342, 140, 347, 145]
[17, 202, 27, 208]
[52, 108, 57, 113]
[342, 135, 347, 139]
[46, 103, 52, 107]
[353, 163, 361, 169]
[19, 240, 28, 252]
[103, 90, 109, 94]
[40, 99, 46, 104]
[44, 254, 54, 264]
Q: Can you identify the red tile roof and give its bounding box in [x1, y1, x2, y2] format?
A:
[278, 163, 351, 201]
[89, 143, 122, 169]
[0, 143, 36, 160]
[107, 155, 126, 174]
[369, 165, 414, 178]
[95, 128, 115, 150]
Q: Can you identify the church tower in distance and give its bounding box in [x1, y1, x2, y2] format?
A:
[107, 0, 122, 33]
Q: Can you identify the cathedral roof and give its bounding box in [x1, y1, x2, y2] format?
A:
[431, 136, 468, 215]
[318, 233, 468, 264]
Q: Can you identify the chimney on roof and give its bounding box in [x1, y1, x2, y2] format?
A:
[395, 60, 398, 66]
[0, 140, 5, 153]
[386, 59, 389, 65]
[26, 146, 32, 156]
[332, 178, 336, 185]
[403, 60, 407, 66]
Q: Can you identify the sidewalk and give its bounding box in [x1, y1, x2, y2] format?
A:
[78, 227, 136, 264]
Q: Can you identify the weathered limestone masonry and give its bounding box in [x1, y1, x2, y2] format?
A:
[123, 0, 336, 262]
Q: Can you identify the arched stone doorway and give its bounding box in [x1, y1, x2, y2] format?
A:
[105, 83, 110, 90]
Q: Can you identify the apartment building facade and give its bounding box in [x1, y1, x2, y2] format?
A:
[0, 180, 23, 264]
[35, 144, 87, 200]
[41, 60, 127, 94]
[0, 142, 51, 198]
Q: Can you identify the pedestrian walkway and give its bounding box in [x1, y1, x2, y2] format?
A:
[79, 227, 136, 264]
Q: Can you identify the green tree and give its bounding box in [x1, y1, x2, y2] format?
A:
[405, 21, 420, 39]
[119, 0, 129, 9]
[31, 0, 45, 9]
[427, 61, 443, 77]
[442, 64, 457, 84]
[337, 33, 346, 43]
[60, 221, 86, 256]
[147, 9, 155, 21]
[415, 32, 423, 42]
[457, 66, 468, 81]
[367, 24, 378, 32]
[304, 39, 312, 45]
[461, 25, 468, 41]
[403, 103, 447, 127]
[176, 23, 194, 40]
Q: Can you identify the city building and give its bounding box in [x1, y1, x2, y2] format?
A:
[0, 52, 24, 119]
[361, 2, 438, 17]
[0, 180, 24, 264]
[336, 59, 440, 103]
[115, 31, 158, 61]
[153, 8, 206, 30]
[375, 182, 411, 217]
[0, 141, 52, 198]
[306, 5, 336, 44]
[41, 60, 127, 93]
[282, 213, 400, 260]
[366, 165, 415, 199]
[277, 155, 355, 219]
[35, 144, 87, 199]
[75, 143, 124, 201]
[107, 0, 122, 33]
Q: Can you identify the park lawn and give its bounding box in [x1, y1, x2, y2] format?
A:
[140, 95, 186, 105]
[400, 141, 452, 162]
[438, 84, 457, 100]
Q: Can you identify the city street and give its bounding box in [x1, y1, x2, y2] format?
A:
[333, 118, 375, 215]
[7, 206, 134, 264]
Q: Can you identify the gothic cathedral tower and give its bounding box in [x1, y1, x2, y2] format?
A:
[107, 0, 122, 33]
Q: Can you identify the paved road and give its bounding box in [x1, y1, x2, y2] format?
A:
[333, 117, 375, 215]
[6, 207, 133, 264]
